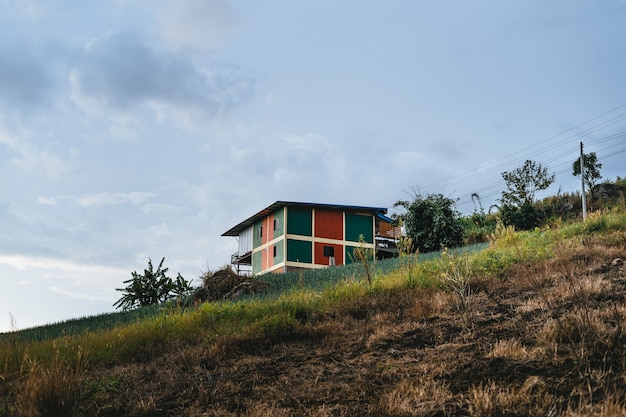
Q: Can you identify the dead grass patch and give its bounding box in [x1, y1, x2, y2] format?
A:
[487, 338, 531, 359]
[467, 378, 555, 417]
[379, 377, 456, 416]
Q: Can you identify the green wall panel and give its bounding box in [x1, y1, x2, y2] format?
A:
[287, 207, 312, 236]
[252, 251, 263, 274]
[345, 213, 373, 243]
[287, 239, 312, 263]
[273, 239, 285, 264]
[273, 207, 285, 237]
[345, 245, 374, 264]
[253, 219, 263, 248]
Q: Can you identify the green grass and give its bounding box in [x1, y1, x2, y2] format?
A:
[0, 244, 487, 344]
[2, 210, 625, 372]
[2, 209, 625, 417]
[256, 243, 488, 297]
[0, 303, 164, 343]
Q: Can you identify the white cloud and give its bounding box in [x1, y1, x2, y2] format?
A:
[157, 0, 236, 50]
[0, 254, 126, 302]
[74, 192, 155, 208]
[37, 192, 156, 208]
[37, 196, 58, 206]
[17, 0, 52, 20]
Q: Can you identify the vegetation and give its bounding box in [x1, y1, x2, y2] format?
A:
[1, 207, 625, 416]
[394, 193, 465, 252]
[113, 257, 194, 310]
[573, 151, 603, 191]
[499, 159, 556, 230]
[500, 159, 556, 208]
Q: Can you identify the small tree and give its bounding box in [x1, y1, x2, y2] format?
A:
[572, 151, 602, 191]
[500, 160, 555, 208]
[394, 193, 464, 253]
[114, 258, 193, 310]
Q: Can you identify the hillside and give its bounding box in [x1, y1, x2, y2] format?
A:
[1, 211, 626, 416]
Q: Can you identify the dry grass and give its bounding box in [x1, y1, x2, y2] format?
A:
[13, 348, 86, 417]
[2, 212, 626, 416]
[379, 377, 456, 416]
[467, 377, 555, 416]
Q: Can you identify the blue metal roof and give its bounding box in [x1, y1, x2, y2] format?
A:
[222, 201, 390, 237]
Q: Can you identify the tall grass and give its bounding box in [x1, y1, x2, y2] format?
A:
[1, 210, 625, 416]
[257, 243, 488, 298]
[0, 303, 165, 343]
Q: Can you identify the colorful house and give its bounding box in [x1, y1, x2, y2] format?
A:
[222, 201, 396, 275]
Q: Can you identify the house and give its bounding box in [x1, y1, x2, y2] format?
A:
[222, 201, 396, 275]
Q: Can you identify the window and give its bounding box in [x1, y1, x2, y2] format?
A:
[258, 226, 263, 238]
[273, 218, 280, 230]
[323, 246, 336, 266]
[273, 245, 277, 258]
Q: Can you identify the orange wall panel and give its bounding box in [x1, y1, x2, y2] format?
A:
[314, 242, 344, 266]
[314, 210, 343, 240]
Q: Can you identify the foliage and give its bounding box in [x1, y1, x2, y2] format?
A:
[461, 210, 498, 244]
[394, 193, 464, 253]
[439, 248, 473, 315]
[351, 234, 376, 288]
[113, 258, 193, 310]
[500, 159, 555, 208]
[572, 151, 602, 191]
[500, 202, 544, 230]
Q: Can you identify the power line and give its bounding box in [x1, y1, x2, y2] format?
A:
[374, 104, 626, 213]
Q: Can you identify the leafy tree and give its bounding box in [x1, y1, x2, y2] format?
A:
[394, 193, 464, 253]
[572, 151, 602, 191]
[500, 160, 555, 208]
[114, 258, 194, 310]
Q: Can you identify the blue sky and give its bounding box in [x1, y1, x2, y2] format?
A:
[1, 0, 625, 332]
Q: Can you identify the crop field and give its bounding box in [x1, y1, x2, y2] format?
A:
[0, 243, 487, 343]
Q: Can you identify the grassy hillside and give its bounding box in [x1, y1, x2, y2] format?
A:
[1, 209, 626, 416]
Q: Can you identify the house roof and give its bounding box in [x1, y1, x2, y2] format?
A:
[222, 201, 391, 237]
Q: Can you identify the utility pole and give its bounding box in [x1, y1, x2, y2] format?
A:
[580, 142, 587, 220]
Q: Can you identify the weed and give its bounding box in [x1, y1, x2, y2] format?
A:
[439, 248, 474, 331]
[14, 347, 87, 417]
[351, 234, 376, 289]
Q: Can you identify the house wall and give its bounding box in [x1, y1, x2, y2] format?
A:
[238, 226, 253, 255]
[248, 205, 377, 275]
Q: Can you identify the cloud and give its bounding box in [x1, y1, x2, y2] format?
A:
[0, 42, 55, 109]
[70, 31, 254, 119]
[75, 192, 155, 208]
[0, 123, 72, 178]
[37, 192, 155, 208]
[157, 0, 236, 50]
[17, 0, 53, 19]
[0, 254, 125, 302]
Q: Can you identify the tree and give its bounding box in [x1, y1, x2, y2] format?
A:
[572, 151, 602, 191]
[500, 160, 555, 208]
[394, 193, 464, 253]
[114, 258, 194, 310]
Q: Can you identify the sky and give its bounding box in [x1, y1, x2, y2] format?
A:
[1, 0, 625, 332]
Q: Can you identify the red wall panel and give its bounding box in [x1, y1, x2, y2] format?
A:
[314, 210, 343, 240]
[314, 242, 344, 266]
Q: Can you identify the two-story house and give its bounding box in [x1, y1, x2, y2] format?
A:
[222, 201, 395, 275]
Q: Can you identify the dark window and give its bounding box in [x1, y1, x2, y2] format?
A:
[273, 245, 277, 257]
[258, 226, 263, 238]
[323, 246, 335, 257]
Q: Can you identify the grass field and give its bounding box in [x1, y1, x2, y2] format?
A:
[1, 210, 625, 416]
